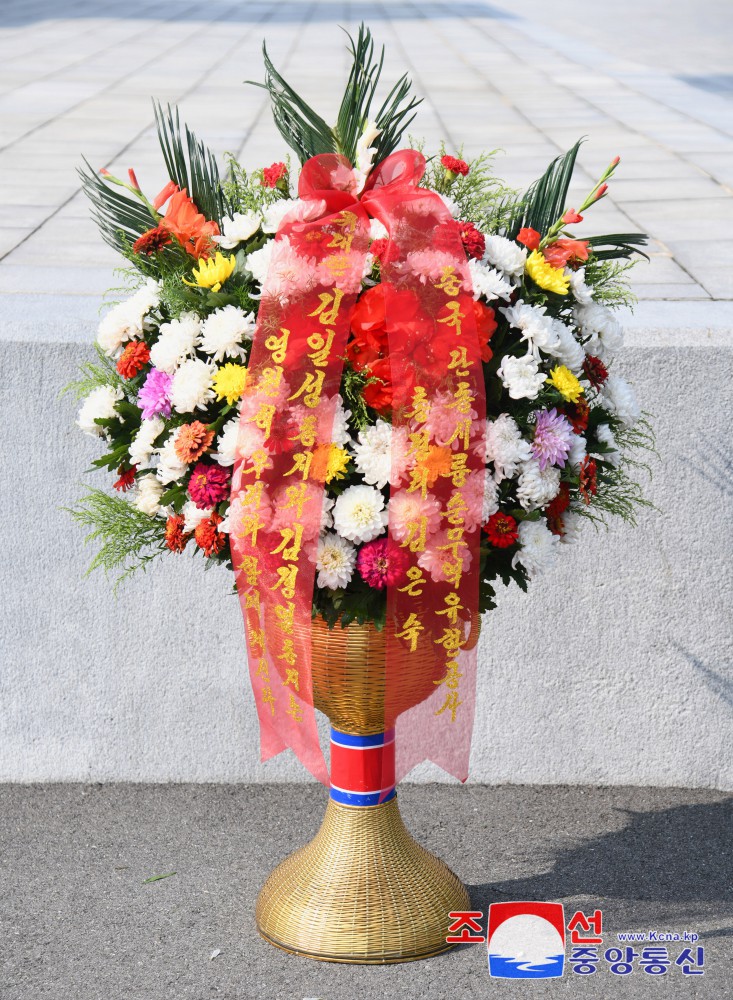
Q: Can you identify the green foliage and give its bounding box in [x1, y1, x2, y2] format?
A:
[583, 258, 639, 309]
[79, 157, 156, 259]
[421, 143, 518, 233]
[65, 488, 166, 590]
[153, 102, 231, 224]
[223, 154, 292, 210]
[61, 343, 128, 401]
[255, 24, 421, 165]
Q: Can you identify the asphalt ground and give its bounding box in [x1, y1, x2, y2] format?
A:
[1, 783, 730, 998]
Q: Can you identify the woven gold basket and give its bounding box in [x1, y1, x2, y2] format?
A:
[255, 616, 473, 964]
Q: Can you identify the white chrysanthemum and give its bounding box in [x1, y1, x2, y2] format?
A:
[496, 353, 547, 400]
[482, 470, 500, 522]
[545, 319, 585, 373]
[182, 499, 211, 533]
[96, 279, 160, 355]
[261, 199, 298, 234]
[467, 258, 513, 302]
[332, 485, 388, 544]
[593, 422, 621, 466]
[560, 510, 585, 544]
[149, 313, 201, 375]
[388, 490, 442, 543]
[321, 495, 335, 532]
[601, 374, 640, 428]
[134, 473, 164, 516]
[331, 396, 352, 447]
[76, 385, 122, 437]
[261, 197, 327, 234]
[199, 305, 256, 362]
[245, 239, 274, 287]
[567, 434, 587, 471]
[169, 358, 215, 413]
[483, 235, 527, 278]
[213, 211, 261, 249]
[568, 266, 594, 304]
[501, 300, 560, 358]
[155, 433, 188, 485]
[369, 217, 388, 241]
[353, 420, 393, 489]
[574, 302, 623, 361]
[512, 519, 559, 578]
[212, 416, 240, 467]
[316, 532, 357, 589]
[485, 413, 533, 482]
[128, 416, 165, 467]
[516, 458, 561, 510]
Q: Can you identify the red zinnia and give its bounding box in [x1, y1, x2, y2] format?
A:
[458, 220, 486, 260]
[116, 340, 150, 379]
[583, 354, 609, 389]
[485, 511, 519, 548]
[262, 161, 287, 188]
[188, 461, 231, 509]
[113, 465, 137, 492]
[579, 455, 597, 505]
[133, 225, 172, 256]
[441, 155, 470, 177]
[194, 511, 225, 557]
[563, 396, 590, 434]
[517, 227, 541, 250]
[164, 514, 190, 554]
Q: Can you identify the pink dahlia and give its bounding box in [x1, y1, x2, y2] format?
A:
[138, 368, 172, 420]
[356, 538, 410, 590]
[532, 408, 575, 470]
[188, 460, 231, 509]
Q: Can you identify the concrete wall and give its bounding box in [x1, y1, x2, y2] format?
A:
[2, 305, 731, 788]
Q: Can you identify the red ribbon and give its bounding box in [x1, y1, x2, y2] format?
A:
[230, 150, 486, 788]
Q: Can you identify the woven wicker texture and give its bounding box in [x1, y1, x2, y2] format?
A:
[256, 795, 470, 963]
[255, 619, 471, 963]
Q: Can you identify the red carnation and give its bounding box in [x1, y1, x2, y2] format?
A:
[116, 340, 150, 379]
[113, 465, 137, 492]
[563, 396, 590, 434]
[262, 162, 288, 188]
[132, 225, 172, 256]
[188, 461, 231, 509]
[484, 511, 519, 548]
[194, 511, 225, 557]
[579, 455, 597, 505]
[369, 238, 401, 266]
[517, 227, 541, 250]
[164, 514, 190, 554]
[441, 155, 470, 177]
[458, 220, 486, 260]
[583, 355, 609, 389]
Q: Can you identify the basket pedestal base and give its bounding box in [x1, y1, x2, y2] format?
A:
[255, 793, 470, 964]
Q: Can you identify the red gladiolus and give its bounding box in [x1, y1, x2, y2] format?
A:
[153, 180, 178, 211]
[116, 340, 151, 379]
[127, 168, 141, 192]
[158, 187, 220, 259]
[543, 238, 590, 268]
[473, 300, 497, 362]
[262, 162, 287, 188]
[517, 227, 541, 250]
[595, 182, 608, 201]
[485, 511, 519, 548]
[113, 465, 137, 492]
[441, 155, 470, 176]
[562, 208, 583, 225]
[583, 355, 609, 389]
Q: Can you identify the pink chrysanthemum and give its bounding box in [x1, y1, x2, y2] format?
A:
[356, 538, 410, 590]
[532, 408, 575, 470]
[188, 460, 231, 509]
[138, 368, 172, 420]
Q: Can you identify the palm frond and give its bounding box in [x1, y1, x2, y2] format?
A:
[254, 24, 422, 165]
[78, 157, 156, 261]
[585, 233, 649, 260]
[153, 102, 230, 223]
[506, 139, 584, 238]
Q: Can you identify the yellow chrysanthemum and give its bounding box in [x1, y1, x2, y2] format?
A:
[525, 250, 570, 296]
[213, 362, 247, 404]
[312, 443, 351, 484]
[184, 252, 236, 293]
[547, 364, 584, 403]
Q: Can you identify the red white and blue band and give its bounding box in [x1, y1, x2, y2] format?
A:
[329, 727, 396, 807]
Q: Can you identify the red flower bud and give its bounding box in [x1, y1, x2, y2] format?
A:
[562, 208, 583, 225]
[99, 168, 111, 177]
[127, 168, 141, 192]
[610, 156, 620, 167]
[594, 183, 608, 201]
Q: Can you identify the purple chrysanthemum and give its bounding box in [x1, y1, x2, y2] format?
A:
[138, 367, 172, 420]
[532, 408, 575, 470]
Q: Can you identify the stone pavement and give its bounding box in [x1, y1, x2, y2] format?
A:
[0, 0, 732, 327]
[2, 783, 731, 999]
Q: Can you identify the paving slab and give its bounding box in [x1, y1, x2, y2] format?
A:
[1, 783, 731, 999]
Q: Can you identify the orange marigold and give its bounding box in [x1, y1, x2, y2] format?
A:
[116, 340, 150, 379]
[165, 514, 190, 554]
[174, 421, 215, 463]
[194, 511, 226, 557]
